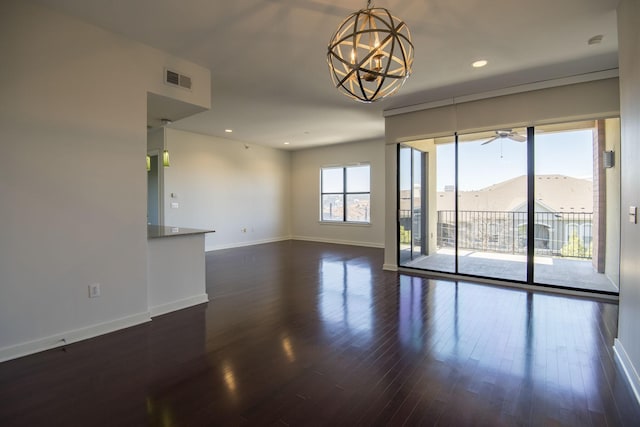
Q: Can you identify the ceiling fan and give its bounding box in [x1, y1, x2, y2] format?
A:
[481, 129, 527, 145]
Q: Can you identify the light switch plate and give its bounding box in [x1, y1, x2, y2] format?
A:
[171, 202, 179, 209]
[629, 206, 637, 224]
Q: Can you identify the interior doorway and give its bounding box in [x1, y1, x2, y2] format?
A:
[147, 154, 160, 225]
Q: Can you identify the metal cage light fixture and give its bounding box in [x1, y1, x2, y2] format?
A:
[327, 0, 414, 103]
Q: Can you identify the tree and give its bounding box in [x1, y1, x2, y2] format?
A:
[400, 225, 411, 244]
[560, 232, 587, 258]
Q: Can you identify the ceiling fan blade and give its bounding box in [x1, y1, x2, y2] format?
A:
[481, 136, 499, 145]
[510, 134, 527, 142]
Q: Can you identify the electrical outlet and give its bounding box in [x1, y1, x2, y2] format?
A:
[88, 283, 101, 298]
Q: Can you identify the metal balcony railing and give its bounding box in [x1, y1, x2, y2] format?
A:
[399, 210, 594, 259]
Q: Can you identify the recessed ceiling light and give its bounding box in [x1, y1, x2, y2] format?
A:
[283, 142, 290, 145]
[472, 60, 488, 68]
[588, 35, 603, 45]
[225, 129, 233, 133]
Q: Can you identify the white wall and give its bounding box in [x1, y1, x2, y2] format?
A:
[163, 129, 291, 251]
[0, 0, 209, 361]
[147, 234, 207, 316]
[615, 0, 640, 404]
[291, 140, 385, 248]
[605, 119, 621, 286]
[148, 129, 165, 152]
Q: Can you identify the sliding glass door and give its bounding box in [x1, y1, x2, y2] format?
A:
[457, 128, 528, 282]
[398, 119, 620, 295]
[398, 136, 455, 272]
[399, 145, 417, 265]
[533, 119, 620, 292]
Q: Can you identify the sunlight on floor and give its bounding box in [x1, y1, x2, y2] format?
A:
[403, 248, 617, 293]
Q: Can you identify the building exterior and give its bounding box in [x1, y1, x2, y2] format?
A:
[401, 175, 594, 258]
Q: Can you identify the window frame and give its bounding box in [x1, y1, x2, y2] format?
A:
[320, 164, 371, 224]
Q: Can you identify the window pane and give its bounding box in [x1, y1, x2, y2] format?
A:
[346, 194, 370, 222]
[398, 137, 456, 273]
[322, 168, 343, 193]
[346, 165, 370, 192]
[322, 194, 343, 221]
[533, 120, 619, 292]
[399, 146, 412, 264]
[436, 137, 456, 273]
[457, 128, 528, 282]
[411, 150, 422, 260]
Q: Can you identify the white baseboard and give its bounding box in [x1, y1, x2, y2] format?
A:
[383, 263, 399, 271]
[0, 312, 151, 363]
[206, 236, 384, 251]
[0, 292, 211, 363]
[205, 236, 291, 252]
[149, 293, 209, 317]
[614, 338, 640, 405]
[292, 235, 384, 249]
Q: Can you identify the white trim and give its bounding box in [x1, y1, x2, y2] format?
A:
[318, 221, 372, 227]
[292, 235, 384, 248]
[321, 161, 371, 168]
[614, 339, 640, 406]
[0, 312, 151, 363]
[383, 263, 399, 271]
[383, 69, 620, 117]
[149, 293, 209, 317]
[205, 236, 291, 252]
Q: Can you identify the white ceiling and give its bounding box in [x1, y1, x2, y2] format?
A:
[35, 0, 619, 150]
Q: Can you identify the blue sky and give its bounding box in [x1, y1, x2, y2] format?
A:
[436, 129, 594, 191]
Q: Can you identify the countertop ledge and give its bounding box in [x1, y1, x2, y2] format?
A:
[148, 225, 215, 239]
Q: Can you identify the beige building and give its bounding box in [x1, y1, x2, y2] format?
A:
[437, 174, 592, 213]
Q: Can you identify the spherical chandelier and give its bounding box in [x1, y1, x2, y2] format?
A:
[327, 0, 414, 103]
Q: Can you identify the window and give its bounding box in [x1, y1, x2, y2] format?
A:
[321, 165, 370, 223]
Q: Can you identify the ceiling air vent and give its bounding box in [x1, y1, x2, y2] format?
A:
[164, 68, 192, 90]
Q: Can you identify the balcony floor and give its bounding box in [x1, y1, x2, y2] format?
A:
[402, 248, 618, 293]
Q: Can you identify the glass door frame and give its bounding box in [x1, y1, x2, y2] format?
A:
[396, 126, 619, 297]
[398, 145, 428, 264]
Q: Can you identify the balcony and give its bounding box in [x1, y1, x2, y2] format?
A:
[436, 210, 593, 258]
[399, 210, 617, 293]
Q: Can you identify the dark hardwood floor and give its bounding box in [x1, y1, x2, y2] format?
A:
[1, 240, 638, 426]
